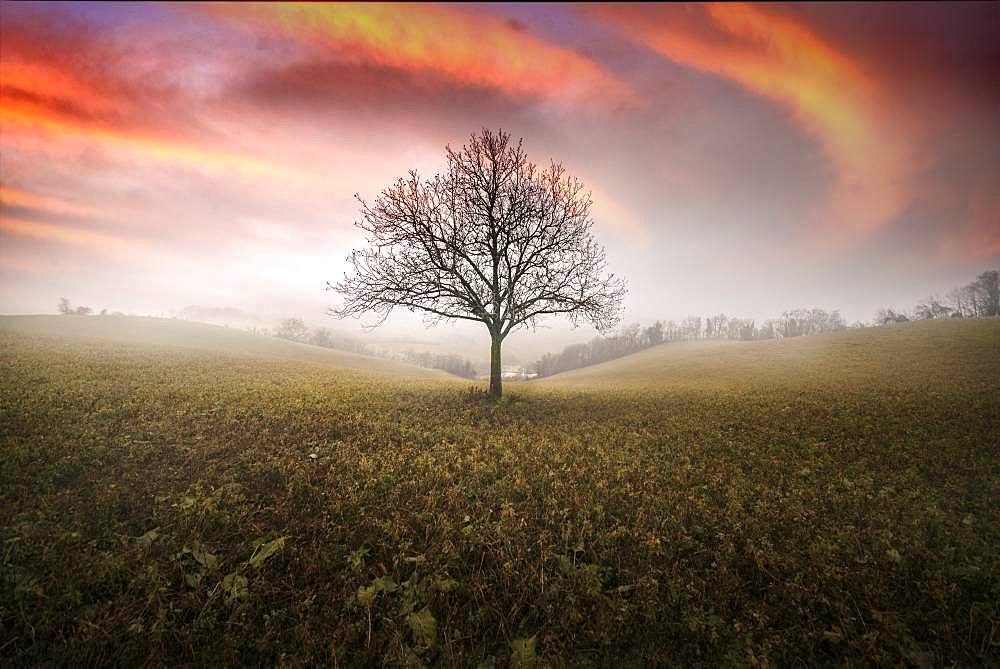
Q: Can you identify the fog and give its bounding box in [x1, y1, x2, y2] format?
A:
[2, 2, 998, 369]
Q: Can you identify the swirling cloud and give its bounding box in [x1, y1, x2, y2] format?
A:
[588, 2, 916, 243]
[207, 2, 637, 108]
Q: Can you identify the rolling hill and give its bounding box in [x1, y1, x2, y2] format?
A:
[0, 314, 449, 378]
[536, 317, 1000, 391]
[2, 314, 998, 665]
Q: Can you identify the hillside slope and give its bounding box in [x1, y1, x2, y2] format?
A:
[2, 315, 998, 664]
[537, 318, 1000, 391]
[0, 315, 447, 378]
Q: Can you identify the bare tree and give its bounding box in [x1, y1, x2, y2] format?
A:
[914, 294, 952, 320]
[874, 307, 910, 325]
[57, 297, 72, 315]
[309, 327, 334, 348]
[276, 317, 309, 342]
[330, 129, 626, 397]
[973, 270, 999, 316]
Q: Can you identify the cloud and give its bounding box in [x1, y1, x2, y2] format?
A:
[0, 216, 143, 259]
[0, 2, 994, 322]
[939, 175, 1000, 262]
[207, 2, 637, 109]
[0, 185, 150, 263]
[0, 186, 98, 219]
[0, 5, 298, 182]
[588, 2, 916, 245]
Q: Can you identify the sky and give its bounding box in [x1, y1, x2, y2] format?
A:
[1, 2, 998, 361]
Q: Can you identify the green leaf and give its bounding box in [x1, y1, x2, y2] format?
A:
[347, 546, 369, 574]
[222, 572, 249, 601]
[136, 528, 159, 549]
[247, 536, 286, 569]
[510, 636, 538, 668]
[372, 575, 398, 594]
[407, 606, 437, 649]
[190, 544, 218, 571]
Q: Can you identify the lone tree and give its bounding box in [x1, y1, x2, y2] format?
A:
[330, 128, 626, 398]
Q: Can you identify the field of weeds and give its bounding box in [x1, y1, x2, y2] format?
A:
[1, 318, 998, 666]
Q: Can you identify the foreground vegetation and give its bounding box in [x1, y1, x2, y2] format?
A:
[2, 317, 998, 665]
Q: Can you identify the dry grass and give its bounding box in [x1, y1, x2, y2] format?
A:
[1, 317, 998, 666]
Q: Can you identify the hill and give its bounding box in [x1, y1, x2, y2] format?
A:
[0, 314, 449, 378]
[537, 317, 1000, 391]
[1, 315, 998, 665]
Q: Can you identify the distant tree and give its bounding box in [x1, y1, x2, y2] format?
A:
[388, 348, 478, 378]
[534, 304, 851, 377]
[829, 309, 847, 331]
[914, 295, 952, 320]
[642, 321, 664, 347]
[758, 319, 777, 340]
[74, 306, 92, 316]
[664, 320, 679, 341]
[737, 318, 757, 341]
[874, 308, 909, 325]
[99, 309, 108, 316]
[706, 313, 728, 339]
[330, 128, 626, 398]
[973, 270, 999, 316]
[57, 298, 73, 315]
[680, 316, 702, 340]
[309, 327, 334, 348]
[946, 286, 973, 318]
[276, 317, 309, 342]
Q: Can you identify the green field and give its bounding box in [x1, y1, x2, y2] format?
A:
[2, 316, 998, 665]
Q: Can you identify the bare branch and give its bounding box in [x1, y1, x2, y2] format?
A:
[328, 128, 627, 396]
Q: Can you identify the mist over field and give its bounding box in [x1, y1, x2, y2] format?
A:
[2, 2, 999, 666]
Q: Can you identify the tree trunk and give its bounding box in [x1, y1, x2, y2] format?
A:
[489, 334, 502, 398]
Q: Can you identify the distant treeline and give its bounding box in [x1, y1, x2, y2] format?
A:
[273, 317, 477, 379]
[272, 317, 371, 355]
[534, 308, 848, 378]
[535, 267, 999, 379]
[56, 298, 116, 316]
[876, 269, 999, 323]
[382, 349, 477, 379]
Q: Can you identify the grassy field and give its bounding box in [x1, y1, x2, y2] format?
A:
[1, 316, 998, 666]
[0, 315, 446, 378]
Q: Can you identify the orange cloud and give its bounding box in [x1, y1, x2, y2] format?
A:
[0, 186, 98, 219]
[208, 2, 636, 108]
[0, 60, 125, 118]
[0, 88, 292, 180]
[0, 186, 147, 262]
[589, 3, 916, 244]
[0, 216, 142, 259]
[0, 23, 302, 183]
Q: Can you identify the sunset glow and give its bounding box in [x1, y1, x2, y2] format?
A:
[209, 2, 637, 107]
[1, 2, 997, 333]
